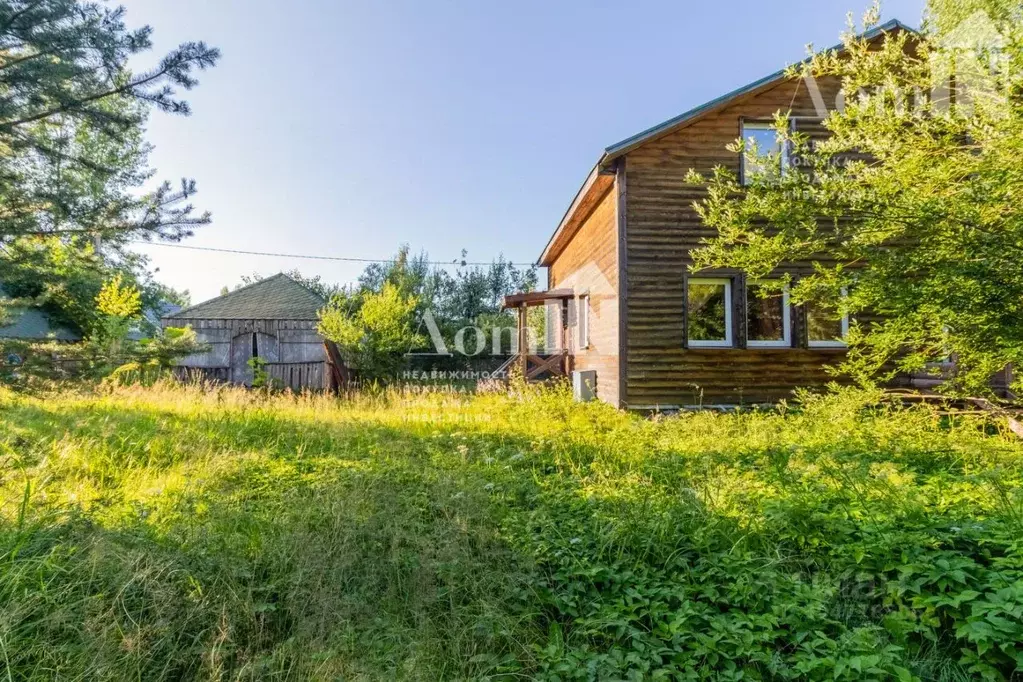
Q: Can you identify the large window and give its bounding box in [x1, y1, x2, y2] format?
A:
[747, 282, 790, 347]
[806, 295, 849, 348]
[688, 279, 732, 347]
[741, 121, 788, 185]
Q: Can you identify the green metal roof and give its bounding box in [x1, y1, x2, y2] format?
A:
[601, 19, 917, 161]
[166, 273, 327, 321]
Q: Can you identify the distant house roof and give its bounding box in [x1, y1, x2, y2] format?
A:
[164, 273, 326, 321]
[128, 301, 183, 340]
[538, 18, 918, 266]
[0, 304, 81, 341]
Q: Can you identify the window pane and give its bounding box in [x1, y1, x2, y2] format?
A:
[745, 126, 780, 155]
[742, 124, 784, 181]
[688, 281, 729, 342]
[747, 285, 786, 342]
[807, 301, 845, 343]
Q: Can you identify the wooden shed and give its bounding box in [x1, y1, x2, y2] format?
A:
[162, 274, 344, 391]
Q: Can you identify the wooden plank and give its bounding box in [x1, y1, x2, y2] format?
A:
[502, 289, 574, 309]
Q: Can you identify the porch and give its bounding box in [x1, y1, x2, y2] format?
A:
[498, 289, 574, 380]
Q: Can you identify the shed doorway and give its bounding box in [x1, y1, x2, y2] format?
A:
[230, 332, 280, 385]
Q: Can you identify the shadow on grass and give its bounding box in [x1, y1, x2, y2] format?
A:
[0, 401, 557, 681]
[1, 396, 1015, 680]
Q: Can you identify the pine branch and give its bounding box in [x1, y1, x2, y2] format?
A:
[0, 0, 46, 36]
[0, 41, 219, 130]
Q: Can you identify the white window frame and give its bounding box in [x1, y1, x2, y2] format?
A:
[578, 294, 590, 350]
[807, 289, 850, 348]
[687, 278, 733, 348]
[747, 281, 791, 348]
[740, 120, 790, 186]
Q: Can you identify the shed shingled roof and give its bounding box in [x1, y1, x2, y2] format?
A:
[165, 274, 326, 321]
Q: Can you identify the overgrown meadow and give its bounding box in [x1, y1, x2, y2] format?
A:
[1, 383, 1022, 681]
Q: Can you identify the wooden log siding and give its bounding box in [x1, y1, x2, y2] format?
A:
[622, 75, 852, 406]
[548, 177, 621, 406]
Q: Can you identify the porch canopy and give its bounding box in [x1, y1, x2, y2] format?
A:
[501, 288, 574, 309]
[500, 288, 574, 380]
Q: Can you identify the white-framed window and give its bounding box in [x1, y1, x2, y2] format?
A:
[741, 120, 789, 185]
[807, 290, 849, 348]
[747, 281, 791, 347]
[578, 294, 590, 349]
[687, 278, 733, 348]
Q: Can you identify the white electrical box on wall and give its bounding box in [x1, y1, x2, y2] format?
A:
[573, 370, 597, 402]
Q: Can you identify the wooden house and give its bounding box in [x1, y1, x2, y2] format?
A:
[162, 274, 344, 391]
[515, 19, 938, 409]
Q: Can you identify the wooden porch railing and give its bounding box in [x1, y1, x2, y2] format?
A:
[499, 288, 576, 383]
[494, 350, 573, 380]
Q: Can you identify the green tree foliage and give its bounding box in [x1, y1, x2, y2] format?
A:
[318, 282, 425, 378]
[94, 272, 140, 353]
[102, 326, 205, 386]
[0, 236, 187, 337]
[310, 245, 538, 380]
[0, 0, 220, 243]
[687, 1, 1023, 395]
[96, 273, 142, 319]
[0, 1, 217, 347]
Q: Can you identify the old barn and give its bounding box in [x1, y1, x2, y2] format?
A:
[162, 274, 344, 391]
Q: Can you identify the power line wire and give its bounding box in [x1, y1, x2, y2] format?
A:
[131, 241, 537, 267]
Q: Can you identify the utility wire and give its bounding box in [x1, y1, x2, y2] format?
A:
[131, 241, 537, 267]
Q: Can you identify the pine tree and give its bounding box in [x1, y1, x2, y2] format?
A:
[0, 0, 220, 243]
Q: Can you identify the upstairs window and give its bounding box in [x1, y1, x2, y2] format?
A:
[747, 282, 791, 347]
[741, 121, 788, 185]
[688, 279, 732, 348]
[807, 294, 849, 348]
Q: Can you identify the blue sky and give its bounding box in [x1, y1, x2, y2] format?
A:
[126, 0, 927, 303]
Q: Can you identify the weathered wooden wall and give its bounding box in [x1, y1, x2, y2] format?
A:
[267, 361, 328, 391]
[622, 76, 850, 406]
[163, 318, 332, 390]
[548, 181, 621, 406]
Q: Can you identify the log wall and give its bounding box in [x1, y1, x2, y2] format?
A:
[622, 77, 849, 406]
[548, 181, 621, 406]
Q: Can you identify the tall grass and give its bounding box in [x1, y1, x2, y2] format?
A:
[1, 382, 1021, 680]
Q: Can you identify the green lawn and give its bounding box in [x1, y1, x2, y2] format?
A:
[1, 383, 1022, 681]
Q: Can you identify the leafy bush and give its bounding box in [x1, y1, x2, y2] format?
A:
[317, 282, 425, 381]
[0, 384, 1021, 680]
[0, 326, 206, 387]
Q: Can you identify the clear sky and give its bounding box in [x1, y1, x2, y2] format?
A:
[125, 0, 927, 304]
